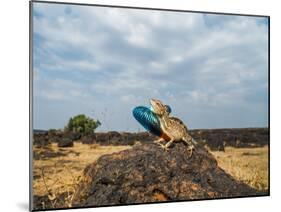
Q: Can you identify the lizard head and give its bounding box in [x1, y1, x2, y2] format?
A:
[150, 99, 169, 117]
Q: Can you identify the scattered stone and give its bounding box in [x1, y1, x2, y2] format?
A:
[34, 128, 268, 149]
[189, 128, 269, 150]
[33, 149, 67, 160]
[65, 131, 81, 141]
[58, 138, 74, 148]
[82, 134, 96, 144]
[33, 133, 50, 147]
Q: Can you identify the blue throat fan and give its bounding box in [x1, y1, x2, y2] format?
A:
[132, 105, 172, 137]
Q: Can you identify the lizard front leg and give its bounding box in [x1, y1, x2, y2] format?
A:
[160, 137, 175, 151]
[154, 137, 165, 144]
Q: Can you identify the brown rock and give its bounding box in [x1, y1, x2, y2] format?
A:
[58, 138, 74, 148]
[81, 134, 96, 144]
[72, 142, 262, 207]
[33, 133, 50, 147]
[189, 128, 269, 149]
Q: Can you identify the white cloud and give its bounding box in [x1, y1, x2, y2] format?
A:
[33, 3, 268, 130]
[34, 76, 89, 101]
[127, 23, 151, 47]
[39, 90, 66, 100]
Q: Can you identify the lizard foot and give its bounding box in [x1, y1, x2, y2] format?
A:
[154, 138, 165, 144]
[160, 144, 170, 152]
[154, 140, 161, 144]
[187, 145, 195, 158]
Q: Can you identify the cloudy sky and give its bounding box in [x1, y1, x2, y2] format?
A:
[33, 2, 269, 132]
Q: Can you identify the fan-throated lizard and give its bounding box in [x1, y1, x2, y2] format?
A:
[150, 99, 196, 157]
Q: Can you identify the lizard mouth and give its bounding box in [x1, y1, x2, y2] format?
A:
[150, 98, 159, 104]
[149, 99, 157, 108]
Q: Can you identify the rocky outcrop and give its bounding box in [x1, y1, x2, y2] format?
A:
[57, 138, 74, 148]
[189, 128, 269, 150]
[33, 132, 50, 147]
[33, 130, 80, 147]
[89, 128, 269, 149]
[33, 128, 269, 150]
[72, 142, 261, 207]
[93, 131, 157, 146]
[81, 134, 96, 144]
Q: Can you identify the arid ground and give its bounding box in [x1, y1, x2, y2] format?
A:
[32, 141, 268, 209]
[210, 146, 268, 191]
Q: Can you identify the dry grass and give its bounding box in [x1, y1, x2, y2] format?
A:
[33, 142, 131, 208]
[210, 146, 268, 191]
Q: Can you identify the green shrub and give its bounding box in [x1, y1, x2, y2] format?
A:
[65, 114, 101, 135]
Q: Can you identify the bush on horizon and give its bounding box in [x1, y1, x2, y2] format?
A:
[65, 114, 101, 136]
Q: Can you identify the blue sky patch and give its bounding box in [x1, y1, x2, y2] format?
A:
[33, 3, 269, 131]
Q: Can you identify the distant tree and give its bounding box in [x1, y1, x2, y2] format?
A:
[65, 114, 101, 135]
[48, 128, 57, 135]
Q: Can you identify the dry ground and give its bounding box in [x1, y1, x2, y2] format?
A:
[33, 142, 131, 207]
[32, 143, 268, 208]
[210, 146, 268, 191]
